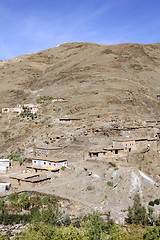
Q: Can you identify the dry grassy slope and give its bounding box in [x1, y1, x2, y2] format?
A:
[0, 42, 160, 152]
[0, 42, 160, 117]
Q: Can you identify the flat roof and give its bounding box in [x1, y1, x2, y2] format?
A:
[147, 138, 157, 141]
[32, 157, 67, 163]
[113, 137, 147, 142]
[27, 165, 59, 172]
[0, 159, 10, 162]
[59, 118, 81, 121]
[34, 147, 62, 151]
[10, 173, 40, 180]
[89, 147, 123, 153]
[11, 175, 51, 183]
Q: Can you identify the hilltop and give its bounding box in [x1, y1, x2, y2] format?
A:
[0, 42, 160, 117]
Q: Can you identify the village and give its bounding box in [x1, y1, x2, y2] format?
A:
[0, 97, 160, 222]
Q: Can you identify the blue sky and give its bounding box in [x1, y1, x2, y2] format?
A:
[0, 0, 160, 60]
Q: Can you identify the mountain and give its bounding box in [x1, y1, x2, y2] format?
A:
[0, 42, 160, 222]
[0, 42, 160, 118]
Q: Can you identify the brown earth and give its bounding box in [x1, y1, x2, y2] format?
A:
[0, 42, 160, 222]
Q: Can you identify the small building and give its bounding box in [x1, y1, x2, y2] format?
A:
[27, 165, 59, 174]
[0, 159, 10, 172]
[59, 118, 81, 124]
[0, 183, 11, 192]
[52, 98, 67, 102]
[157, 94, 160, 99]
[146, 120, 157, 127]
[33, 146, 62, 158]
[2, 104, 39, 115]
[2, 105, 23, 114]
[113, 139, 135, 152]
[32, 157, 68, 169]
[113, 137, 148, 152]
[88, 146, 124, 158]
[10, 173, 51, 187]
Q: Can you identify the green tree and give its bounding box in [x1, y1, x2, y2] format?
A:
[9, 193, 19, 202]
[41, 206, 62, 226]
[19, 195, 30, 210]
[125, 194, 149, 226]
[143, 227, 160, 239]
[29, 195, 42, 208]
[0, 199, 7, 213]
[30, 207, 41, 223]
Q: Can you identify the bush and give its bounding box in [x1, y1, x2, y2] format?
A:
[107, 181, 113, 187]
[154, 199, 160, 205]
[30, 207, 41, 222]
[36, 96, 53, 103]
[143, 226, 160, 239]
[86, 186, 95, 191]
[0, 213, 31, 225]
[149, 201, 154, 207]
[138, 165, 142, 171]
[7, 153, 21, 161]
[9, 193, 19, 202]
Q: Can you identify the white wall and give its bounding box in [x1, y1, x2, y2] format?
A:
[0, 159, 10, 172]
[32, 159, 67, 169]
[0, 183, 11, 192]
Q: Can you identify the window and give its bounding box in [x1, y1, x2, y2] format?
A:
[49, 163, 51, 165]
[93, 153, 98, 157]
[44, 162, 46, 165]
[34, 161, 36, 164]
[115, 150, 118, 154]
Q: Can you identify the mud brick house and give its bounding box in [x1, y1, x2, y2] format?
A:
[89, 146, 124, 158]
[33, 146, 62, 158]
[113, 137, 148, 152]
[10, 173, 51, 187]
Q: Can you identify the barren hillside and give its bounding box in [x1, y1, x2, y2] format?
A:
[1, 42, 160, 222]
[0, 42, 160, 117]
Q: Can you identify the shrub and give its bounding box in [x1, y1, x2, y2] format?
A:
[30, 207, 41, 222]
[9, 193, 19, 202]
[114, 167, 119, 170]
[86, 186, 95, 191]
[138, 166, 142, 171]
[107, 181, 113, 187]
[154, 199, 160, 205]
[36, 96, 53, 103]
[7, 153, 21, 161]
[149, 201, 155, 207]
